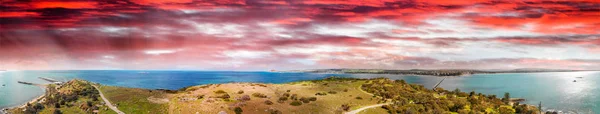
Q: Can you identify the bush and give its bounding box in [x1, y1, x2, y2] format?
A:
[264, 100, 273, 105]
[286, 90, 291, 92]
[355, 96, 363, 100]
[252, 93, 267, 98]
[237, 90, 244, 94]
[290, 101, 302, 106]
[315, 92, 327, 96]
[278, 97, 288, 101]
[328, 91, 337, 94]
[237, 95, 251, 101]
[234, 107, 243, 114]
[268, 108, 282, 114]
[216, 93, 230, 99]
[278, 97, 287, 103]
[308, 97, 317, 101]
[282, 93, 290, 98]
[53, 109, 62, 114]
[290, 94, 298, 100]
[343, 89, 348, 92]
[299, 97, 310, 103]
[33, 103, 44, 110]
[214, 90, 227, 94]
[340, 104, 351, 111]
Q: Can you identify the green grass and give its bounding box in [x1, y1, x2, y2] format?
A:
[358, 107, 388, 114]
[98, 85, 168, 114]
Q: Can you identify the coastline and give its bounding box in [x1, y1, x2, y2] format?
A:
[1, 85, 47, 113]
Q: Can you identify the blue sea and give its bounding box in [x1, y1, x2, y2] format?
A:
[0, 70, 598, 113]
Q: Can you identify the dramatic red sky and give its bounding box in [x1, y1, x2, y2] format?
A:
[1, 0, 600, 70]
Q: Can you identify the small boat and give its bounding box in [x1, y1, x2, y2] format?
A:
[2, 84, 4, 86]
[573, 80, 577, 82]
[576, 77, 583, 78]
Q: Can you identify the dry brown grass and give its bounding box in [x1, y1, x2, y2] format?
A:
[167, 80, 380, 114]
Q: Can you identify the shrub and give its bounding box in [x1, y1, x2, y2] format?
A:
[234, 107, 243, 114]
[264, 100, 273, 105]
[252, 93, 267, 98]
[340, 104, 351, 111]
[237, 95, 251, 101]
[268, 108, 282, 114]
[343, 89, 348, 92]
[278, 97, 288, 101]
[308, 97, 317, 101]
[214, 90, 227, 94]
[290, 94, 298, 100]
[278, 97, 288, 103]
[286, 90, 291, 92]
[53, 109, 62, 114]
[328, 91, 337, 94]
[237, 90, 244, 94]
[197, 95, 205, 99]
[299, 97, 310, 103]
[33, 103, 44, 110]
[282, 93, 290, 98]
[355, 96, 363, 100]
[216, 93, 230, 99]
[290, 101, 302, 106]
[315, 92, 327, 96]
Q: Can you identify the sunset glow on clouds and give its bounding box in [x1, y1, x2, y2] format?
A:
[1, 0, 600, 70]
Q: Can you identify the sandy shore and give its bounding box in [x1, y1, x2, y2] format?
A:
[18, 92, 46, 108]
[2, 85, 47, 113]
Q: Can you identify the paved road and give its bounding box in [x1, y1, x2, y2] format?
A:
[345, 103, 391, 114]
[92, 85, 125, 114]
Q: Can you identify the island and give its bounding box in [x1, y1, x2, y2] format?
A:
[6, 77, 540, 114]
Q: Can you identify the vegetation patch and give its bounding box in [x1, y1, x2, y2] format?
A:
[252, 93, 267, 98]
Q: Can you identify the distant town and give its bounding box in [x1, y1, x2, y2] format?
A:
[286, 68, 582, 76]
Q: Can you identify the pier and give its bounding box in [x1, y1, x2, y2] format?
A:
[17, 81, 45, 87]
[38, 77, 62, 84]
[433, 77, 446, 89]
[17, 77, 62, 87]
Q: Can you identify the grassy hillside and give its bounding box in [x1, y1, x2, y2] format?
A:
[362, 78, 539, 114]
[10, 77, 540, 114]
[9, 80, 116, 114]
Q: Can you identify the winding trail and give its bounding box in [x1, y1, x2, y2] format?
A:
[92, 85, 125, 114]
[345, 103, 391, 114]
[347, 84, 390, 114]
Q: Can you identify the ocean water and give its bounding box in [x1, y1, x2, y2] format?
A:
[0, 70, 598, 113]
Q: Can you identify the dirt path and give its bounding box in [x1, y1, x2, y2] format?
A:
[349, 84, 390, 114]
[344, 103, 391, 114]
[93, 85, 125, 114]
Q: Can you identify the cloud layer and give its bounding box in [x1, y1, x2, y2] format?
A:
[1, 0, 600, 70]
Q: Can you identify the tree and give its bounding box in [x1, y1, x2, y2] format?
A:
[503, 92, 510, 105]
[53, 109, 62, 114]
[234, 107, 243, 114]
[453, 88, 461, 94]
[33, 103, 44, 110]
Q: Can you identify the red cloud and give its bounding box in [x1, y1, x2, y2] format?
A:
[32, 1, 98, 9]
[1, 0, 599, 70]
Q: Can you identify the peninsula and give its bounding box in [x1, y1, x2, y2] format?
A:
[7, 77, 539, 114]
